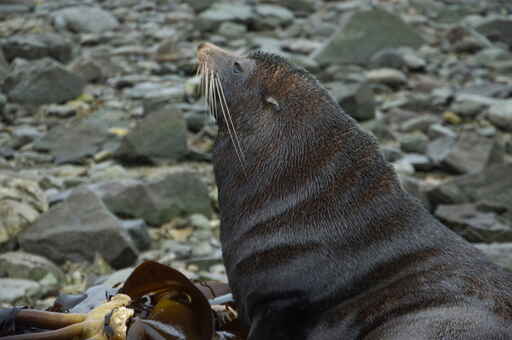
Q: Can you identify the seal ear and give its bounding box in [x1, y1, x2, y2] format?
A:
[265, 96, 281, 112]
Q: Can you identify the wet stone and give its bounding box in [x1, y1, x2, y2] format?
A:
[2, 58, 85, 105]
[53, 6, 119, 34]
[0, 251, 64, 282]
[197, 2, 253, 31]
[19, 188, 138, 269]
[2, 33, 72, 63]
[474, 243, 512, 271]
[326, 82, 375, 121]
[0, 278, 40, 304]
[314, 8, 424, 65]
[488, 99, 512, 131]
[400, 115, 439, 133]
[114, 105, 188, 165]
[399, 132, 429, 154]
[435, 203, 512, 243]
[441, 131, 495, 174]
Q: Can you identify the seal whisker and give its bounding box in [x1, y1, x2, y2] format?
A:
[214, 76, 246, 170]
[215, 76, 245, 163]
[209, 70, 217, 118]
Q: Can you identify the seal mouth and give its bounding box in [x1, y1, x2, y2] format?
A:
[196, 43, 246, 167]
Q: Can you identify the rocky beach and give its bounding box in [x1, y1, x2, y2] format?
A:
[0, 0, 512, 308]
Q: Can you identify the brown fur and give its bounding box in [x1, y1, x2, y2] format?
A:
[197, 42, 512, 340]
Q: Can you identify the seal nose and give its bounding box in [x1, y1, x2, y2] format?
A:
[197, 42, 229, 57]
[197, 42, 208, 53]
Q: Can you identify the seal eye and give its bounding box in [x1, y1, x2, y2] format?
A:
[233, 61, 243, 74]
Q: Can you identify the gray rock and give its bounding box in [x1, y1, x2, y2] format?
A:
[401, 115, 439, 133]
[189, 214, 211, 230]
[450, 99, 487, 118]
[217, 22, 247, 39]
[427, 182, 468, 206]
[366, 68, 407, 87]
[254, 5, 294, 28]
[0, 251, 64, 282]
[265, 0, 315, 13]
[124, 83, 185, 101]
[371, 48, 426, 70]
[2, 33, 72, 63]
[492, 60, 512, 74]
[11, 126, 43, 149]
[474, 243, 512, 271]
[380, 146, 403, 163]
[114, 105, 188, 164]
[0, 278, 40, 304]
[400, 153, 433, 172]
[0, 93, 6, 116]
[102, 172, 212, 226]
[0, 4, 32, 15]
[33, 110, 123, 164]
[431, 87, 454, 106]
[69, 57, 106, 83]
[0, 48, 10, 81]
[426, 136, 456, 165]
[476, 18, 512, 49]
[19, 189, 138, 269]
[53, 6, 119, 34]
[0, 174, 48, 251]
[160, 240, 193, 259]
[120, 219, 151, 251]
[2, 58, 85, 105]
[313, 9, 424, 65]
[435, 203, 512, 243]
[398, 175, 430, 209]
[198, 2, 252, 31]
[182, 0, 215, 12]
[326, 82, 375, 121]
[46, 104, 76, 118]
[488, 100, 512, 131]
[399, 132, 429, 154]
[442, 131, 496, 174]
[432, 164, 512, 223]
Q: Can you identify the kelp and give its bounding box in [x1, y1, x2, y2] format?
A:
[0, 261, 248, 339]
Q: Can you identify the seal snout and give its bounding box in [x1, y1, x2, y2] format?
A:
[197, 42, 231, 59]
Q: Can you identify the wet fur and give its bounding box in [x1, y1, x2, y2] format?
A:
[201, 47, 512, 339]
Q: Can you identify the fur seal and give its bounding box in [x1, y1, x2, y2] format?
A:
[197, 42, 512, 339]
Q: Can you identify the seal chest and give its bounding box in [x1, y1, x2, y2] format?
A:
[197, 43, 512, 339]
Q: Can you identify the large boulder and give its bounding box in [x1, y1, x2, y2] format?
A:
[313, 9, 424, 65]
[114, 105, 188, 165]
[33, 109, 125, 164]
[53, 6, 119, 34]
[476, 18, 512, 49]
[487, 99, 512, 132]
[19, 189, 138, 269]
[435, 203, 512, 243]
[428, 164, 512, 225]
[0, 173, 48, 251]
[475, 243, 512, 271]
[326, 81, 375, 121]
[1, 33, 72, 63]
[0, 251, 64, 282]
[101, 172, 212, 226]
[197, 2, 252, 31]
[438, 131, 497, 174]
[2, 58, 84, 105]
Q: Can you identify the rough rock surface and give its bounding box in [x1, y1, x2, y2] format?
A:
[2, 58, 84, 105]
[19, 189, 138, 269]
